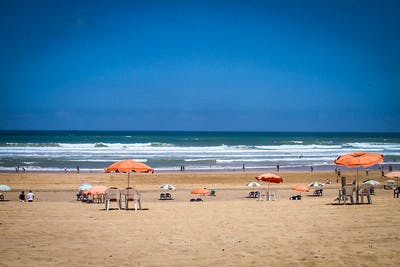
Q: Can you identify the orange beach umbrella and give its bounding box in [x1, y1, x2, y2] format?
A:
[256, 173, 283, 196]
[334, 152, 383, 168]
[104, 159, 154, 173]
[292, 185, 309, 192]
[191, 188, 210, 195]
[83, 185, 108, 195]
[385, 171, 400, 185]
[334, 152, 383, 204]
[385, 171, 400, 179]
[256, 173, 283, 183]
[104, 159, 154, 187]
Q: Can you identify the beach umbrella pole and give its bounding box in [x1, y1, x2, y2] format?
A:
[128, 172, 130, 188]
[356, 168, 359, 204]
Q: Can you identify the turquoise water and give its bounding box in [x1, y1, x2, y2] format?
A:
[0, 131, 399, 172]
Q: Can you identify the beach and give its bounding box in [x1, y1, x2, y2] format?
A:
[1, 170, 399, 266]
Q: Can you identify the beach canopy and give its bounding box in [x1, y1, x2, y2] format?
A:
[247, 182, 261, 187]
[308, 181, 324, 188]
[385, 171, 400, 185]
[334, 152, 384, 168]
[79, 183, 92, 191]
[385, 171, 400, 179]
[292, 185, 309, 192]
[104, 159, 154, 187]
[104, 159, 154, 173]
[160, 184, 176, 190]
[83, 185, 108, 195]
[0, 184, 11, 191]
[255, 173, 283, 183]
[191, 188, 210, 195]
[363, 180, 380, 186]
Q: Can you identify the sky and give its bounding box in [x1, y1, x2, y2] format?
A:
[1, 0, 399, 132]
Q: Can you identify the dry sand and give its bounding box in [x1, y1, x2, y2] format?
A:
[0, 170, 399, 266]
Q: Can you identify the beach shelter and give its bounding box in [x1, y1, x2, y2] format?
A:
[363, 180, 380, 186]
[160, 184, 176, 190]
[79, 183, 92, 191]
[0, 185, 11, 191]
[104, 159, 154, 187]
[191, 188, 210, 195]
[292, 185, 309, 193]
[247, 182, 261, 187]
[385, 171, 400, 185]
[308, 181, 324, 188]
[83, 185, 108, 195]
[334, 152, 383, 203]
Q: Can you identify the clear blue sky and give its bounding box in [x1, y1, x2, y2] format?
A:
[1, 0, 399, 132]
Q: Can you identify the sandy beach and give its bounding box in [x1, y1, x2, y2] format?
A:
[1, 170, 399, 266]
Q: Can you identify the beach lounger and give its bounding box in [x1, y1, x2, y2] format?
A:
[359, 184, 372, 204]
[105, 187, 121, 211]
[121, 187, 139, 210]
[266, 190, 277, 201]
[249, 191, 255, 198]
[313, 189, 323, 196]
[165, 193, 173, 200]
[190, 198, 196, 202]
[338, 185, 355, 205]
[160, 193, 166, 200]
[289, 195, 301, 200]
[254, 191, 260, 198]
[196, 198, 203, 202]
[209, 189, 216, 196]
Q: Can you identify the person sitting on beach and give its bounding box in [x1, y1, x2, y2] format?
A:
[26, 190, 35, 202]
[19, 191, 25, 202]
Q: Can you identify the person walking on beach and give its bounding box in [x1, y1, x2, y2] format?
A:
[26, 190, 34, 202]
[76, 165, 80, 173]
[276, 164, 280, 172]
[242, 163, 245, 171]
[310, 166, 314, 172]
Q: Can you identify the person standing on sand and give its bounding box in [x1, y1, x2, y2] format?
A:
[276, 164, 280, 172]
[76, 165, 80, 173]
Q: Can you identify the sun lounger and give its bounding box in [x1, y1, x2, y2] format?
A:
[289, 195, 301, 200]
[160, 193, 166, 200]
[338, 185, 355, 205]
[254, 191, 260, 198]
[190, 198, 196, 202]
[196, 198, 203, 202]
[209, 189, 216, 196]
[313, 189, 323, 196]
[249, 191, 255, 198]
[105, 187, 121, 211]
[359, 184, 372, 204]
[121, 187, 139, 210]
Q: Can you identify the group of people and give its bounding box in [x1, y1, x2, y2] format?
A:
[18, 190, 35, 202]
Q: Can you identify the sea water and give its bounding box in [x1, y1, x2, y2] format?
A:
[0, 131, 399, 172]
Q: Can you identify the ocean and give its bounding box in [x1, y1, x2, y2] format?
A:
[0, 131, 399, 172]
